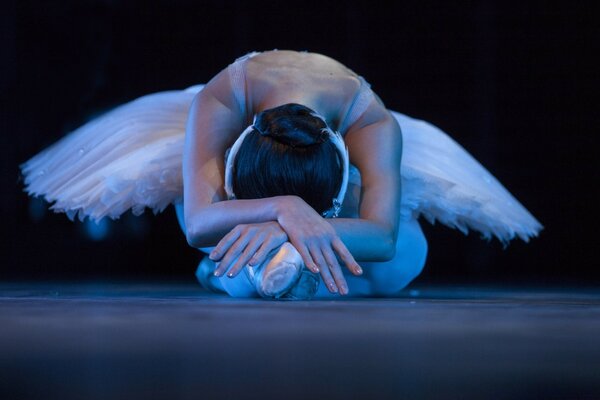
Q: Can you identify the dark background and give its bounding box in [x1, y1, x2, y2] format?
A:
[2, 1, 598, 285]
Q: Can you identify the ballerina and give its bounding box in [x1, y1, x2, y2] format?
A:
[21, 50, 542, 299]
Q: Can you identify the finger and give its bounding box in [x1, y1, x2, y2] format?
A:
[210, 228, 242, 261]
[248, 236, 286, 267]
[332, 237, 363, 276]
[214, 234, 251, 277]
[226, 235, 264, 278]
[309, 244, 337, 294]
[323, 248, 349, 295]
[291, 241, 320, 274]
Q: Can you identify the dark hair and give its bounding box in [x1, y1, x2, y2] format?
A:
[232, 103, 343, 214]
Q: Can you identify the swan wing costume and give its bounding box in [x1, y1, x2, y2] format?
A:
[21, 84, 542, 244]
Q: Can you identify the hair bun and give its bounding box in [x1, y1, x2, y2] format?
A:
[255, 103, 328, 148]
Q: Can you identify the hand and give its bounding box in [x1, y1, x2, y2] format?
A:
[276, 196, 363, 295]
[210, 221, 288, 278]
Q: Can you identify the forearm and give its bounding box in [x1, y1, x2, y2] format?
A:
[328, 218, 396, 262]
[186, 197, 281, 248]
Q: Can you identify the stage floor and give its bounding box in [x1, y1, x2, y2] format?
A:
[1, 282, 599, 399]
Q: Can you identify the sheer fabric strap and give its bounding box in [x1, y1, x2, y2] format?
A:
[339, 76, 375, 133]
[228, 52, 260, 116]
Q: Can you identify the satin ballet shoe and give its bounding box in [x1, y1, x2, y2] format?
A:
[246, 242, 302, 298]
[246, 242, 320, 300]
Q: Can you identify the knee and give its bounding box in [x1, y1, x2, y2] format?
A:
[368, 219, 428, 296]
[369, 264, 424, 297]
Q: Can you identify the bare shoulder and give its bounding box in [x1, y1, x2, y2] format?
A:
[244, 51, 365, 123]
[186, 67, 246, 154]
[345, 102, 402, 172]
[193, 66, 238, 112]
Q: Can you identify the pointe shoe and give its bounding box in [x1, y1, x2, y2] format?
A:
[246, 242, 319, 300]
[280, 268, 320, 300]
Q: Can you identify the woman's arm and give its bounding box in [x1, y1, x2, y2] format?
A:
[259, 108, 401, 293]
[328, 106, 403, 262]
[183, 69, 280, 247]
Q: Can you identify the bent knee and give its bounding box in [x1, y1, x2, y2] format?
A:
[368, 219, 428, 296]
[395, 218, 428, 279]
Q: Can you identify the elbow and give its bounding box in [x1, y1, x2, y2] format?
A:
[180, 206, 200, 248]
[176, 205, 202, 248]
[378, 236, 397, 262]
[184, 218, 209, 249]
[181, 204, 217, 248]
[185, 229, 199, 248]
[374, 223, 397, 261]
[355, 222, 397, 262]
[185, 223, 215, 249]
[185, 223, 201, 248]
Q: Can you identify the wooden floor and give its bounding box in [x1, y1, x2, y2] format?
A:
[1, 282, 599, 399]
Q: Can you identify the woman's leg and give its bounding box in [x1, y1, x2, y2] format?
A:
[314, 217, 428, 298]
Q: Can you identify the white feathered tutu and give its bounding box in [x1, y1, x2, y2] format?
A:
[21, 85, 542, 244]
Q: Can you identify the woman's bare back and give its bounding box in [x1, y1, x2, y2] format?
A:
[242, 50, 373, 130]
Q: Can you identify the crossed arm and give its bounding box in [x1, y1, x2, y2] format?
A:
[183, 73, 402, 295]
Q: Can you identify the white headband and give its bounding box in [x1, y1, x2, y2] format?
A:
[224, 113, 349, 218]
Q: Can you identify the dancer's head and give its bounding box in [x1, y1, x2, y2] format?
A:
[225, 103, 349, 217]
